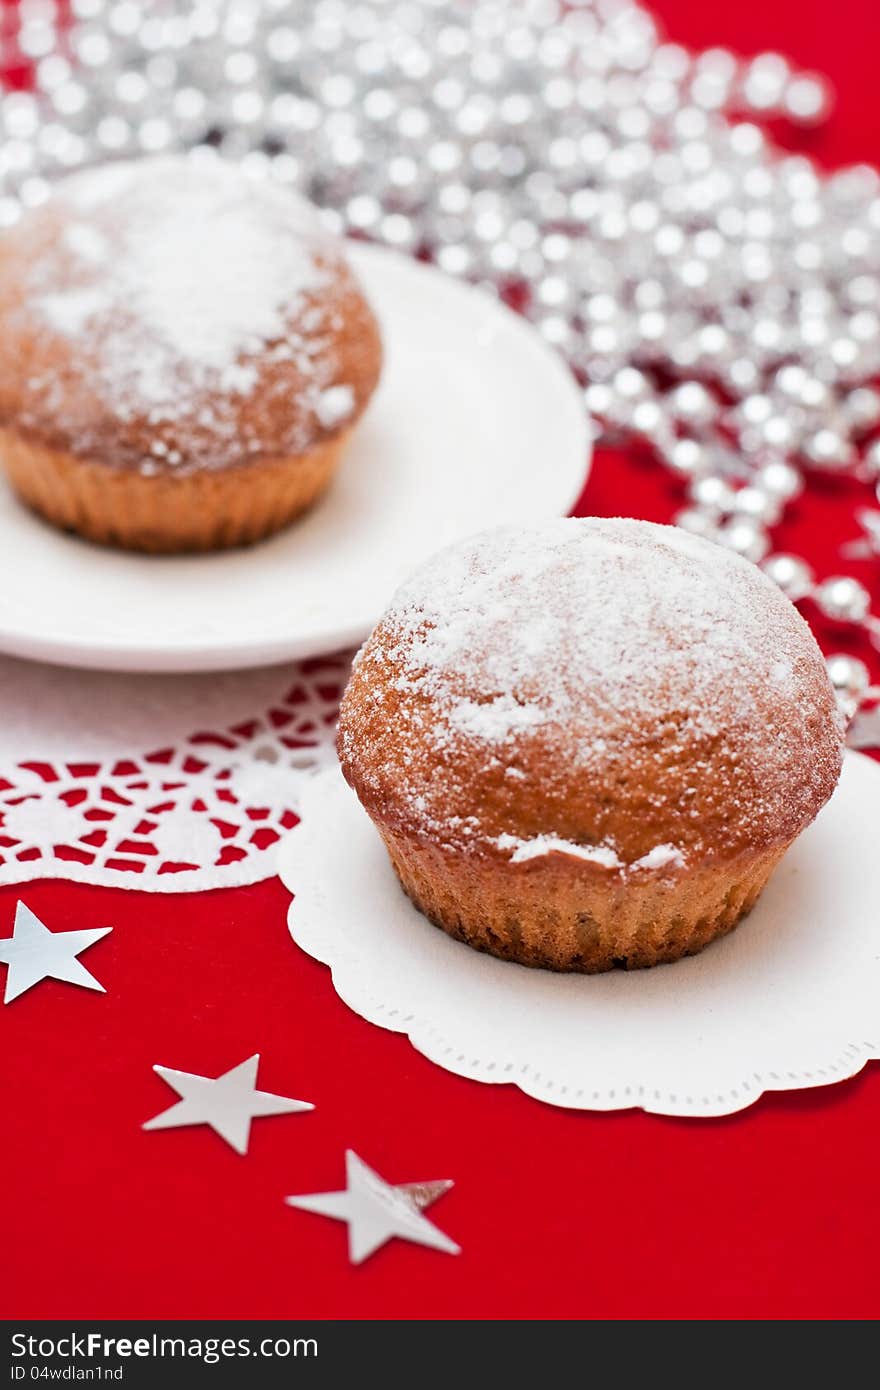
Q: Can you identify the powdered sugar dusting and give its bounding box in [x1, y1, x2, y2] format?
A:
[62, 223, 108, 263]
[383, 520, 828, 748]
[491, 832, 686, 872]
[67, 160, 138, 209]
[315, 384, 355, 429]
[340, 518, 845, 864]
[495, 832, 623, 868]
[449, 694, 551, 741]
[41, 286, 106, 336]
[16, 156, 359, 469]
[632, 843, 685, 872]
[43, 156, 326, 382]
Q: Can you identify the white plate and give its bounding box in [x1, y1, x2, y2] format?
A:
[0, 244, 588, 673]
[279, 752, 880, 1119]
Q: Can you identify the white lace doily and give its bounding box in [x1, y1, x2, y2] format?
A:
[279, 752, 880, 1118]
[0, 650, 347, 891]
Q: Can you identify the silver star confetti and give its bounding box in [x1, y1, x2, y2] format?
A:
[286, 1149, 460, 1264]
[143, 1053, 313, 1155]
[0, 901, 111, 1004]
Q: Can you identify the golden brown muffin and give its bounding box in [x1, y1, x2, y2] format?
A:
[0, 155, 382, 552]
[337, 518, 845, 972]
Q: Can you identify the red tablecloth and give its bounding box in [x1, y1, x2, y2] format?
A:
[3, 0, 880, 1321]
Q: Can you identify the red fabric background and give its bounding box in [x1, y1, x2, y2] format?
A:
[3, 1, 880, 1321]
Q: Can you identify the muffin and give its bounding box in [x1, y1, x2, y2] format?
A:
[0, 155, 382, 552]
[337, 517, 844, 972]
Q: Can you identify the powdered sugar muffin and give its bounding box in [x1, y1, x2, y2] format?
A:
[0, 156, 382, 551]
[337, 517, 844, 972]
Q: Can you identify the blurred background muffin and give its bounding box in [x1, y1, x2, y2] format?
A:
[0, 154, 382, 552]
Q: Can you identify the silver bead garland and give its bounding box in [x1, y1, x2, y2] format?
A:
[0, 0, 879, 727]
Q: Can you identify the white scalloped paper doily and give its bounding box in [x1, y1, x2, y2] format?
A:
[0, 650, 347, 891]
[279, 752, 880, 1118]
